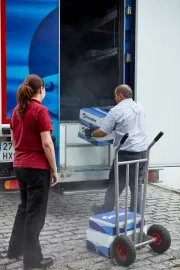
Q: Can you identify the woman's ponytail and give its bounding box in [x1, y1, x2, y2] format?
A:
[16, 83, 34, 118]
[16, 74, 45, 118]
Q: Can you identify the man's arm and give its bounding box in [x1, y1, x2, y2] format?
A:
[93, 110, 116, 137]
[85, 110, 116, 138]
[91, 129, 107, 137]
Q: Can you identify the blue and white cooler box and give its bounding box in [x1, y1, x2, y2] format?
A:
[78, 107, 114, 146]
[87, 209, 147, 258]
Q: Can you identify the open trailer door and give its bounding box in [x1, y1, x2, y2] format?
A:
[135, 0, 180, 191]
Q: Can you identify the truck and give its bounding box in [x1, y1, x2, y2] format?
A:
[0, 0, 180, 193]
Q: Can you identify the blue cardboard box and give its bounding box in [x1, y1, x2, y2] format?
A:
[89, 209, 142, 236]
[87, 209, 147, 258]
[86, 225, 147, 258]
[78, 107, 114, 146]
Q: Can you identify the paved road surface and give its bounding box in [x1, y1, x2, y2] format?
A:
[0, 185, 180, 270]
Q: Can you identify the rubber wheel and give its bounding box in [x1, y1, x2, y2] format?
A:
[147, 224, 171, 253]
[111, 235, 136, 266]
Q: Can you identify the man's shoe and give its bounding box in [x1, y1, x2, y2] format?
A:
[24, 257, 54, 270]
[91, 204, 104, 215]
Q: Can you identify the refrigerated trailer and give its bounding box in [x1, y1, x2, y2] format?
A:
[0, 0, 180, 192]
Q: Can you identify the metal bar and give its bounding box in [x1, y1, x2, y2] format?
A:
[64, 125, 67, 170]
[94, 9, 117, 29]
[115, 153, 120, 237]
[108, 145, 111, 167]
[130, 0, 136, 91]
[149, 164, 180, 168]
[124, 164, 129, 236]
[66, 143, 96, 147]
[77, 48, 118, 66]
[118, 158, 147, 165]
[133, 0, 139, 102]
[148, 141, 156, 150]
[114, 18, 116, 47]
[66, 165, 111, 170]
[117, 0, 124, 84]
[60, 121, 79, 124]
[88, 47, 117, 55]
[133, 163, 139, 244]
[140, 152, 150, 242]
[114, 134, 129, 237]
[135, 238, 156, 248]
[91, 29, 118, 35]
[123, 0, 126, 83]
[58, 0, 60, 169]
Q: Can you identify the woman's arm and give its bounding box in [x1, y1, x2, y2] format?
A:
[10, 129, 14, 148]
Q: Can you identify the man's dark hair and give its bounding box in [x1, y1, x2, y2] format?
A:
[116, 84, 133, 98]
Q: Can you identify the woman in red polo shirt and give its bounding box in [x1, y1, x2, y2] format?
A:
[7, 74, 57, 270]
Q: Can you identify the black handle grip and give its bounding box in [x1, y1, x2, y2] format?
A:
[120, 133, 129, 145]
[154, 132, 164, 142]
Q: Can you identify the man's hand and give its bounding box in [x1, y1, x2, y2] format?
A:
[84, 128, 92, 138]
[84, 125, 107, 138]
[50, 171, 58, 187]
[84, 124, 97, 138]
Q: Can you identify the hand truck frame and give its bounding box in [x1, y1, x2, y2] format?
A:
[111, 132, 171, 266]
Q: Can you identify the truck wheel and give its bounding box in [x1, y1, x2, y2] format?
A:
[111, 235, 136, 266]
[147, 224, 171, 253]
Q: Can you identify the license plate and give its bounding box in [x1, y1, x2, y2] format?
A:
[0, 142, 14, 162]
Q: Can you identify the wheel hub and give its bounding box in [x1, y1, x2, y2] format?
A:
[116, 244, 127, 259]
[152, 232, 162, 246]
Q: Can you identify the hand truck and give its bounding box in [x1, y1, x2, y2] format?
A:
[111, 132, 171, 266]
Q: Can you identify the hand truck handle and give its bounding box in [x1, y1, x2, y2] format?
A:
[148, 131, 164, 150]
[115, 133, 129, 154]
[154, 132, 164, 142]
[120, 133, 129, 145]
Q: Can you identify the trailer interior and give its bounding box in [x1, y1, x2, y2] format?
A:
[60, 0, 124, 121]
[59, 0, 136, 192]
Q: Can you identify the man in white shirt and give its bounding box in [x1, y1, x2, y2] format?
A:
[85, 84, 148, 215]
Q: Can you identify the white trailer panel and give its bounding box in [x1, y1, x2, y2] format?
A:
[135, 0, 180, 166]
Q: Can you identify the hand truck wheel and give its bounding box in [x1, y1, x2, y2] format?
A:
[147, 224, 171, 253]
[111, 235, 136, 266]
